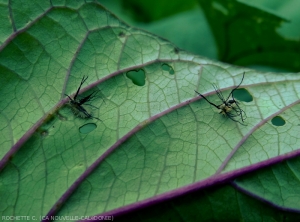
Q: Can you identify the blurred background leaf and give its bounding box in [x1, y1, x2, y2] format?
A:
[101, 0, 300, 72]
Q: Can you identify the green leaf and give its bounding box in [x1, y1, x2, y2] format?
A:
[118, 0, 196, 23]
[1, 1, 300, 221]
[198, 0, 300, 71]
[100, 0, 218, 60]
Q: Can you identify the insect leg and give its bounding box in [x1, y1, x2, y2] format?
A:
[65, 94, 74, 101]
[226, 72, 245, 102]
[194, 90, 219, 109]
[225, 111, 247, 126]
[84, 104, 99, 109]
[231, 101, 247, 122]
[76, 103, 102, 121]
[79, 91, 98, 105]
[74, 76, 88, 100]
[212, 84, 226, 104]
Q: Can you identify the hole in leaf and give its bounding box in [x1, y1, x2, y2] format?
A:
[271, 116, 286, 126]
[126, 69, 146, 86]
[161, 64, 175, 75]
[174, 47, 179, 54]
[233, 88, 253, 102]
[79, 123, 97, 134]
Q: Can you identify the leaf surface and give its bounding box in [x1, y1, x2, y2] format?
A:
[0, 1, 300, 221]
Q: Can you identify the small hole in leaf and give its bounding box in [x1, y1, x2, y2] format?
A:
[233, 88, 253, 102]
[271, 116, 286, 126]
[174, 47, 179, 54]
[126, 69, 145, 86]
[79, 123, 97, 134]
[161, 64, 174, 75]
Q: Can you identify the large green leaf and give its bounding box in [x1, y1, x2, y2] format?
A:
[1, 1, 300, 221]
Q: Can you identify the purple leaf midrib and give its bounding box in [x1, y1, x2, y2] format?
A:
[84, 148, 300, 221]
[44, 83, 300, 220]
[216, 97, 300, 174]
